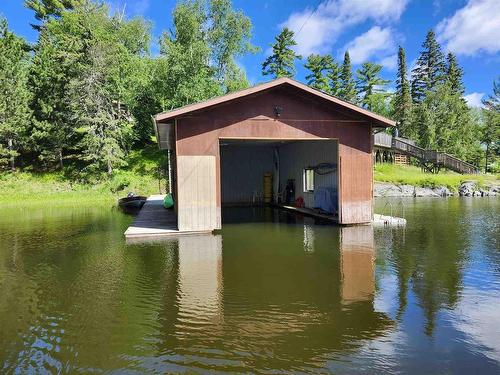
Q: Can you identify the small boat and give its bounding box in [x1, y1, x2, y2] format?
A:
[118, 193, 147, 211]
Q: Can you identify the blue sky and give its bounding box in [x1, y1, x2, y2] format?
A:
[1, 0, 499, 106]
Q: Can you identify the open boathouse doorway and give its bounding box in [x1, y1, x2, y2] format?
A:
[219, 138, 339, 222]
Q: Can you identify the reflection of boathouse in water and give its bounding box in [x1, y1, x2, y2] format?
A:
[135, 220, 392, 371]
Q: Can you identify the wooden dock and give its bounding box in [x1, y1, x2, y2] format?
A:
[276, 204, 338, 222]
[124, 195, 211, 239]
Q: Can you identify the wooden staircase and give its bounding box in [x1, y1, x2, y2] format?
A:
[374, 133, 478, 174]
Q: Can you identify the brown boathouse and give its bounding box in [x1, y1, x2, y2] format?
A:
[153, 77, 395, 233]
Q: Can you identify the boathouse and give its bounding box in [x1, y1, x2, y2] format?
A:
[153, 77, 395, 232]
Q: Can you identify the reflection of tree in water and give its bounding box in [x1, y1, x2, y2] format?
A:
[379, 199, 472, 336]
[0, 206, 180, 372]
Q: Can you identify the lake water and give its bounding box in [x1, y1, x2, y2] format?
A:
[0, 198, 499, 374]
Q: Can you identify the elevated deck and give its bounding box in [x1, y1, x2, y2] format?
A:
[124, 195, 211, 239]
[374, 133, 478, 174]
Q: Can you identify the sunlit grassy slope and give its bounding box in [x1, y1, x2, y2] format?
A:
[374, 163, 498, 191]
[0, 146, 165, 205]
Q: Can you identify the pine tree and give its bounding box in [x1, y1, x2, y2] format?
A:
[327, 60, 341, 96]
[411, 30, 446, 103]
[339, 51, 357, 103]
[356, 62, 390, 110]
[394, 46, 413, 137]
[69, 42, 134, 175]
[25, 0, 83, 29]
[304, 54, 333, 93]
[0, 18, 31, 170]
[262, 27, 301, 78]
[446, 53, 465, 96]
[28, 4, 91, 169]
[483, 77, 500, 112]
[481, 77, 500, 172]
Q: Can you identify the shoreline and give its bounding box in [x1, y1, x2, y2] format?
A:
[374, 181, 499, 198]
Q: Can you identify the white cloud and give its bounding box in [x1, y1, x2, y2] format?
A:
[436, 0, 500, 56]
[282, 0, 409, 56]
[343, 26, 396, 65]
[379, 54, 398, 71]
[464, 92, 485, 108]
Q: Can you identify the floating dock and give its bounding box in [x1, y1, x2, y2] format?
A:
[124, 195, 211, 239]
[372, 213, 407, 227]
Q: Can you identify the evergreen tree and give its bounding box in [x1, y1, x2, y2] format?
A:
[327, 59, 341, 96]
[394, 46, 413, 137]
[339, 51, 357, 103]
[28, 18, 84, 169]
[483, 77, 500, 111]
[356, 62, 390, 110]
[446, 53, 465, 96]
[481, 77, 500, 172]
[0, 18, 31, 170]
[411, 30, 446, 103]
[304, 54, 333, 93]
[25, 0, 83, 29]
[68, 41, 134, 175]
[29, 1, 152, 169]
[262, 27, 301, 78]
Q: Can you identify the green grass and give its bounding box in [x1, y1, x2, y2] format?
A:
[0, 146, 165, 206]
[374, 163, 499, 191]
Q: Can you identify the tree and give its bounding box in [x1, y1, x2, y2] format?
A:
[69, 41, 134, 175]
[207, 0, 257, 91]
[414, 82, 479, 161]
[356, 62, 390, 111]
[28, 1, 152, 169]
[304, 54, 333, 93]
[481, 77, 500, 172]
[28, 18, 83, 169]
[25, 0, 83, 29]
[339, 51, 357, 103]
[394, 46, 413, 137]
[262, 27, 301, 78]
[0, 18, 31, 170]
[327, 59, 341, 96]
[411, 30, 446, 103]
[158, 0, 221, 109]
[156, 0, 255, 111]
[446, 53, 465, 96]
[366, 93, 394, 118]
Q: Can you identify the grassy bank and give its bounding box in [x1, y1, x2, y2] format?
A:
[374, 163, 498, 191]
[2, 158, 498, 206]
[0, 147, 165, 206]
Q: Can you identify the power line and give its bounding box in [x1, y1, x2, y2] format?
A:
[295, 0, 323, 37]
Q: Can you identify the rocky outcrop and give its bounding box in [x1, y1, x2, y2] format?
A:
[458, 181, 498, 197]
[374, 181, 498, 197]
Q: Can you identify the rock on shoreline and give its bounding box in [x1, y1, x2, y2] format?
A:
[374, 181, 499, 197]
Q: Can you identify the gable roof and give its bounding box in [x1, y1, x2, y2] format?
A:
[154, 77, 395, 127]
